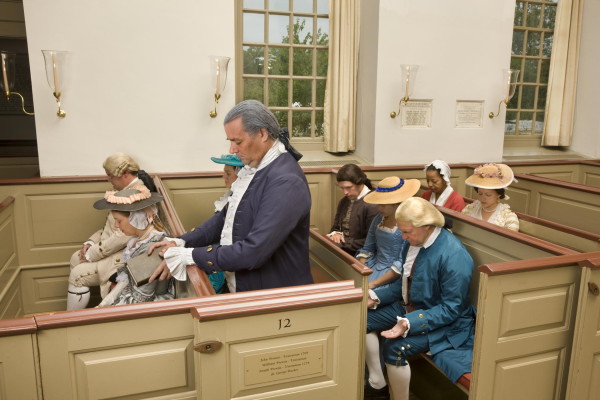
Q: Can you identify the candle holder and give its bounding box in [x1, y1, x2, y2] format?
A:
[209, 56, 230, 118]
[390, 64, 419, 118]
[1, 51, 34, 115]
[42, 50, 68, 118]
[489, 69, 520, 119]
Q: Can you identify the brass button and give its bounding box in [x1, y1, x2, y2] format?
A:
[401, 346, 405, 351]
[421, 323, 426, 328]
[418, 314, 424, 318]
[421, 332, 426, 335]
[191, 227, 196, 231]
[116, 258, 120, 262]
[207, 246, 213, 252]
[207, 261, 214, 266]
[407, 344, 411, 348]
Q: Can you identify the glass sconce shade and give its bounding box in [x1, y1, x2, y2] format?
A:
[1, 51, 16, 95]
[210, 56, 231, 97]
[42, 50, 67, 95]
[208, 56, 231, 118]
[390, 64, 419, 118]
[489, 68, 520, 118]
[400, 64, 419, 101]
[42, 50, 68, 118]
[504, 68, 520, 103]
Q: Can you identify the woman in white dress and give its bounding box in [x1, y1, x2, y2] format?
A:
[462, 163, 519, 231]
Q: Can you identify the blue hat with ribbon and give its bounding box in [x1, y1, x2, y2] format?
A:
[210, 154, 244, 167]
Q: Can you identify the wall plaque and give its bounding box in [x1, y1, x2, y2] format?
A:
[244, 344, 323, 385]
[455, 100, 484, 128]
[400, 100, 432, 128]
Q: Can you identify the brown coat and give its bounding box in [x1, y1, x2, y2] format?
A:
[330, 196, 379, 255]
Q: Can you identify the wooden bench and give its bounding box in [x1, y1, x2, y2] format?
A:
[507, 160, 600, 188]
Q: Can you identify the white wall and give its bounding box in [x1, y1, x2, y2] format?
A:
[571, 0, 600, 158]
[368, 0, 515, 166]
[23, 0, 235, 176]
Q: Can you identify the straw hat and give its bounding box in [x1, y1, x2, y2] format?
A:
[210, 154, 244, 167]
[93, 186, 163, 212]
[465, 163, 516, 189]
[364, 177, 420, 204]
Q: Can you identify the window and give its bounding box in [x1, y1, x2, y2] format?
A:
[239, 0, 329, 141]
[506, 0, 558, 136]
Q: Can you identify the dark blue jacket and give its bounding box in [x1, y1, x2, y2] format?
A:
[180, 152, 313, 292]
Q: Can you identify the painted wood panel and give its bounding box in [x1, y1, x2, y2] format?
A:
[0, 333, 39, 400]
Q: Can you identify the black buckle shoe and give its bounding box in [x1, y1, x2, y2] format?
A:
[364, 383, 390, 400]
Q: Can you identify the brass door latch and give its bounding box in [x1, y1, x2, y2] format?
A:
[194, 340, 222, 353]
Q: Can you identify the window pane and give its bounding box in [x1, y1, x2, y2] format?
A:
[316, 79, 326, 106]
[542, 32, 553, 57]
[537, 86, 547, 109]
[512, 30, 524, 55]
[317, 0, 329, 14]
[244, 13, 265, 42]
[243, 78, 264, 101]
[294, 0, 313, 13]
[316, 17, 329, 45]
[244, 0, 264, 9]
[269, 14, 290, 43]
[542, 4, 557, 29]
[270, 0, 289, 12]
[526, 31, 541, 56]
[293, 16, 313, 44]
[243, 46, 265, 74]
[540, 59, 550, 83]
[518, 112, 533, 134]
[523, 59, 538, 82]
[315, 110, 324, 137]
[526, 3, 542, 27]
[505, 111, 517, 134]
[293, 79, 312, 107]
[273, 110, 289, 130]
[510, 56, 522, 72]
[535, 112, 544, 134]
[268, 47, 289, 75]
[521, 86, 535, 109]
[269, 79, 289, 107]
[292, 111, 312, 137]
[293, 48, 313, 76]
[316, 49, 328, 76]
[514, 2, 525, 26]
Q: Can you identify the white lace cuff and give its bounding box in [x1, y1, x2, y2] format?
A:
[327, 231, 342, 237]
[165, 237, 186, 247]
[368, 289, 381, 309]
[164, 247, 194, 281]
[396, 316, 410, 338]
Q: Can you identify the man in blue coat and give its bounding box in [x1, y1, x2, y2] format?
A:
[366, 197, 475, 400]
[149, 100, 313, 292]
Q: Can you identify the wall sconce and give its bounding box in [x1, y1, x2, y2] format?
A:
[209, 56, 230, 118]
[42, 50, 67, 118]
[390, 64, 419, 118]
[1, 51, 34, 115]
[488, 69, 520, 119]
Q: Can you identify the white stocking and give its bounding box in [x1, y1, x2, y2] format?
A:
[365, 332, 387, 389]
[386, 362, 411, 400]
[67, 283, 90, 310]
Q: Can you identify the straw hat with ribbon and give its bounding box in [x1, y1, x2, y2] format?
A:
[93, 186, 163, 212]
[364, 176, 421, 204]
[465, 163, 517, 190]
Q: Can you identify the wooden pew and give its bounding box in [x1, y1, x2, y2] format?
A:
[0, 175, 371, 399]
[507, 160, 600, 188]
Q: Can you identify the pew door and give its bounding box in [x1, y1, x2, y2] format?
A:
[0, 329, 40, 399]
[566, 258, 600, 400]
[192, 285, 364, 400]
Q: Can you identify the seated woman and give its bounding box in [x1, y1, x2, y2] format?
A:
[94, 186, 175, 307]
[327, 164, 379, 255]
[367, 197, 476, 400]
[356, 176, 420, 399]
[420, 160, 465, 212]
[462, 163, 519, 231]
[208, 153, 244, 293]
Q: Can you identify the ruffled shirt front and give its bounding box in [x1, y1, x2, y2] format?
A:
[462, 200, 519, 231]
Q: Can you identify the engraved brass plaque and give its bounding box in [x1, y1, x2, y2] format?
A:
[244, 344, 323, 385]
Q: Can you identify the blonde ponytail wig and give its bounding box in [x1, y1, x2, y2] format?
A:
[395, 197, 445, 228]
[103, 153, 140, 177]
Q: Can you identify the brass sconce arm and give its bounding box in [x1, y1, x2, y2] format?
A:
[390, 96, 410, 119]
[209, 93, 221, 118]
[4, 91, 34, 115]
[489, 98, 508, 119]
